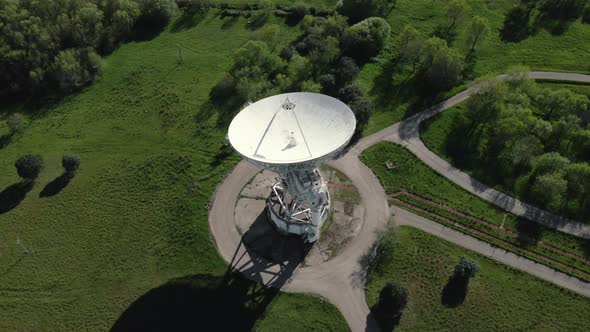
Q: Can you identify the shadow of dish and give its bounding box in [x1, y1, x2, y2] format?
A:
[441, 275, 468, 308]
[40, 173, 74, 198]
[111, 273, 280, 332]
[113, 208, 310, 331]
[0, 181, 34, 215]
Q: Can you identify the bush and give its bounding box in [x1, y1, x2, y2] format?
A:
[293, 1, 308, 19]
[62, 155, 81, 173]
[336, 56, 360, 84]
[338, 84, 362, 103]
[349, 98, 374, 127]
[343, 17, 391, 61]
[210, 76, 237, 103]
[137, 0, 178, 28]
[337, 0, 387, 23]
[15, 154, 44, 180]
[453, 257, 479, 279]
[7, 113, 25, 132]
[319, 74, 336, 94]
[279, 46, 295, 60]
[220, 9, 241, 17]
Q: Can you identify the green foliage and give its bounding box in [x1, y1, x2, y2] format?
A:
[15, 154, 44, 180]
[371, 230, 397, 275]
[466, 16, 490, 55]
[365, 226, 590, 330]
[337, 0, 387, 23]
[336, 56, 360, 84]
[230, 40, 282, 100]
[420, 37, 464, 91]
[300, 79, 321, 92]
[0, 0, 163, 97]
[531, 172, 568, 210]
[446, 0, 468, 32]
[343, 17, 391, 61]
[453, 256, 479, 279]
[6, 113, 24, 132]
[62, 155, 81, 173]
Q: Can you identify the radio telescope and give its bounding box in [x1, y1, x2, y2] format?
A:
[228, 93, 356, 243]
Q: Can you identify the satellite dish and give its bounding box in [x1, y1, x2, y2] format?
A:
[228, 93, 356, 243]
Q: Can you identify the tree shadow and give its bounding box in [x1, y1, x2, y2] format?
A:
[441, 275, 468, 308]
[0, 181, 34, 215]
[370, 305, 402, 332]
[0, 131, 14, 149]
[210, 144, 234, 167]
[39, 173, 74, 198]
[170, 8, 207, 32]
[221, 16, 240, 30]
[579, 238, 590, 260]
[516, 218, 542, 247]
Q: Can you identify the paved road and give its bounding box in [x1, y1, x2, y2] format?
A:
[209, 71, 590, 332]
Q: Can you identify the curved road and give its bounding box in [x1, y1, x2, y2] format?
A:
[209, 72, 590, 331]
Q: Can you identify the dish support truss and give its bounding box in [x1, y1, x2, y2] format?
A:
[267, 168, 330, 243]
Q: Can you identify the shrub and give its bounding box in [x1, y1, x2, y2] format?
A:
[62, 155, 81, 173]
[7, 113, 25, 132]
[137, 0, 178, 28]
[343, 17, 391, 61]
[349, 98, 374, 127]
[279, 46, 295, 60]
[293, 1, 308, 19]
[319, 74, 336, 94]
[336, 56, 360, 84]
[338, 84, 362, 103]
[453, 257, 479, 279]
[210, 76, 236, 103]
[337, 0, 388, 23]
[15, 154, 44, 180]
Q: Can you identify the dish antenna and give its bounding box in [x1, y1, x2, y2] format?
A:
[228, 93, 356, 242]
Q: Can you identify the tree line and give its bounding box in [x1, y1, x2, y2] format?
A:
[444, 71, 590, 220]
[0, 0, 178, 99]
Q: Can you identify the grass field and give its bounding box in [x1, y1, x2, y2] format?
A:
[254, 293, 350, 332]
[361, 142, 590, 280]
[0, 9, 346, 331]
[358, 0, 590, 135]
[366, 226, 590, 331]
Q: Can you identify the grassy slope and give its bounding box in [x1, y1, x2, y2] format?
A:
[361, 142, 590, 277]
[358, 0, 590, 135]
[420, 82, 590, 221]
[254, 293, 350, 332]
[0, 10, 346, 331]
[366, 226, 590, 331]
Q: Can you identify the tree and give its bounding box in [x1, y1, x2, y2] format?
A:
[446, 0, 468, 33]
[453, 257, 479, 279]
[533, 152, 571, 176]
[230, 41, 282, 101]
[319, 74, 336, 94]
[50, 48, 101, 92]
[397, 24, 423, 73]
[62, 155, 81, 174]
[344, 17, 391, 61]
[350, 98, 374, 128]
[538, 0, 586, 20]
[7, 113, 24, 132]
[511, 135, 543, 167]
[300, 80, 321, 93]
[337, 0, 388, 23]
[531, 172, 568, 210]
[466, 16, 489, 57]
[565, 163, 590, 202]
[420, 37, 464, 91]
[336, 56, 360, 84]
[376, 281, 408, 320]
[338, 84, 363, 104]
[136, 0, 178, 28]
[15, 154, 44, 180]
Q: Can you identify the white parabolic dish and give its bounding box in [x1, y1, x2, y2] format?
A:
[228, 92, 356, 168]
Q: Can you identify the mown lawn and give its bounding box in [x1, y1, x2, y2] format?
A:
[361, 142, 590, 280]
[254, 293, 350, 332]
[366, 226, 590, 331]
[359, 0, 590, 135]
[0, 9, 346, 331]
